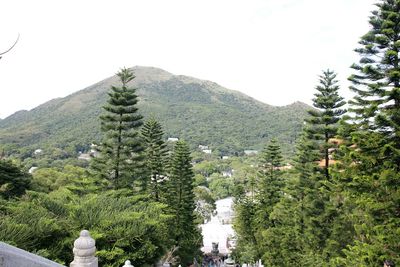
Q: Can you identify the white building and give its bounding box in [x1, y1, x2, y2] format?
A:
[34, 149, 43, 155]
[198, 145, 209, 150]
[244, 150, 258, 156]
[28, 167, 38, 174]
[222, 171, 233, 177]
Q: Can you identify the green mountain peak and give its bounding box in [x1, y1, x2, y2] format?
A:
[0, 66, 310, 155]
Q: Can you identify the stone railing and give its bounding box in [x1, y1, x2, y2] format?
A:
[0, 230, 135, 267]
[0, 242, 65, 267]
[0, 229, 198, 267]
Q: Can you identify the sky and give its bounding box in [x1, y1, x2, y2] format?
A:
[0, 0, 376, 119]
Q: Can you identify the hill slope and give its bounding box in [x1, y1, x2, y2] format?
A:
[0, 66, 310, 156]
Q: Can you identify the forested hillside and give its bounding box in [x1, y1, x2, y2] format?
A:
[0, 67, 309, 156]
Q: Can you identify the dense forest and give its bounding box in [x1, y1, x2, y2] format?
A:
[1, 0, 400, 266]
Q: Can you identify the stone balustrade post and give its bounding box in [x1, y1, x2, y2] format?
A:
[70, 230, 98, 267]
[123, 260, 134, 267]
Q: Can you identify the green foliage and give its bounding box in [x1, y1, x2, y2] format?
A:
[141, 117, 168, 201]
[305, 69, 346, 179]
[335, 1, 400, 264]
[166, 141, 202, 265]
[4, 1, 400, 265]
[31, 165, 101, 195]
[233, 140, 286, 264]
[233, 2, 400, 265]
[348, 0, 400, 166]
[194, 174, 207, 187]
[255, 139, 284, 225]
[332, 131, 400, 265]
[232, 196, 260, 262]
[0, 189, 172, 266]
[0, 160, 31, 199]
[91, 68, 144, 189]
[194, 186, 216, 223]
[0, 67, 310, 159]
[208, 174, 234, 200]
[233, 72, 347, 265]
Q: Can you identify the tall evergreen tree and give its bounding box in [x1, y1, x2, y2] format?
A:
[0, 160, 31, 199]
[260, 139, 283, 180]
[337, 0, 400, 264]
[256, 139, 283, 226]
[306, 69, 346, 180]
[233, 195, 260, 263]
[91, 68, 144, 189]
[291, 71, 346, 264]
[141, 117, 168, 201]
[234, 140, 285, 264]
[348, 0, 400, 168]
[166, 141, 201, 265]
[260, 132, 324, 266]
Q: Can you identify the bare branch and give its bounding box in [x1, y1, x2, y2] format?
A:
[0, 34, 20, 59]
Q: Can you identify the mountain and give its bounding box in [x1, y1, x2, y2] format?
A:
[0, 66, 311, 156]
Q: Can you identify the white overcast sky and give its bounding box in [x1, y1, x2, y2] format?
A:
[0, 0, 376, 119]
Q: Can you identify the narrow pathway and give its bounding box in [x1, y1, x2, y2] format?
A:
[200, 197, 235, 255]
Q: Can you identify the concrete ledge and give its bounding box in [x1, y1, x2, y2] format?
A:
[0, 242, 66, 267]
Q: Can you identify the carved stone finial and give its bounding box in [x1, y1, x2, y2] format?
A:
[123, 260, 134, 267]
[70, 230, 98, 267]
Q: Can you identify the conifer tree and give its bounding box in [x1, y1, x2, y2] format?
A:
[296, 71, 346, 262]
[337, 0, 400, 264]
[261, 138, 283, 179]
[306, 69, 346, 180]
[91, 68, 144, 189]
[303, 71, 347, 261]
[141, 117, 168, 201]
[166, 141, 201, 265]
[256, 139, 283, 226]
[233, 196, 260, 263]
[261, 132, 323, 266]
[290, 132, 321, 236]
[348, 0, 400, 168]
[0, 160, 31, 199]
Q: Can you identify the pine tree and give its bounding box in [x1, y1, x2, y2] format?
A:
[349, 1, 400, 165]
[294, 70, 346, 262]
[254, 139, 286, 263]
[166, 141, 201, 265]
[141, 117, 168, 201]
[306, 69, 346, 180]
[261, 138, 283, 180]
[262, 132, 324, 266]
[91, 68, 144, 189]
[256, 139, 283, 226]
[0, 160, 31, 199]
[290, 131, 321, 239]
[337, 1, 400, 264]
[233, 196, 260, 263]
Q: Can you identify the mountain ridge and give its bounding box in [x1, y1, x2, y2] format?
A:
[0, 66, 311, 156]
[2, 66, 308, 120]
